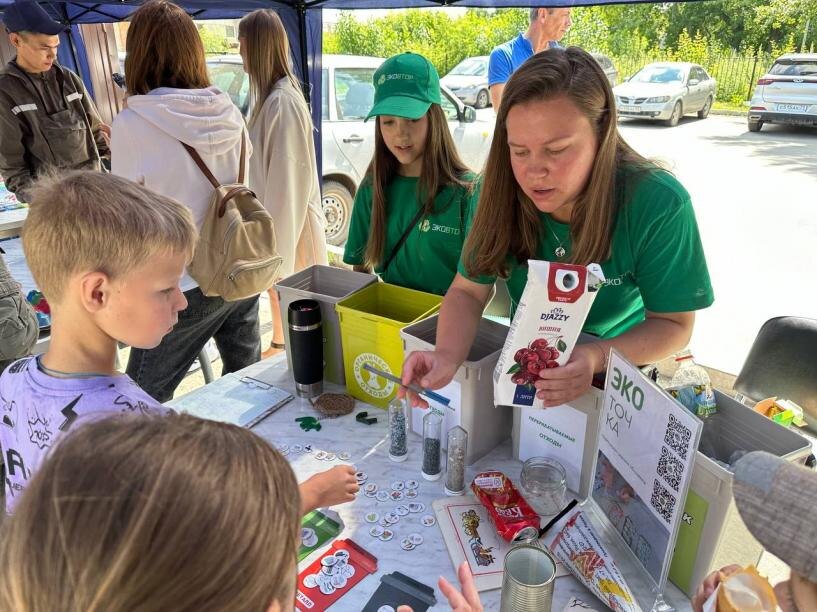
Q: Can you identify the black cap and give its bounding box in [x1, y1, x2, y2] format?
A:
[2, 0, 65, 35]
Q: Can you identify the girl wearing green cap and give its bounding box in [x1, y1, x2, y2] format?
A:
[401, 47, 713, 408]
[342, 53, 477, 296]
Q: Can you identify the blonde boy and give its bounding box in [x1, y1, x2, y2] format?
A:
[0, 171, 357, 514]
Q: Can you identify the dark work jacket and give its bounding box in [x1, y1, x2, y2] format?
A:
[0, 60, 109, 202]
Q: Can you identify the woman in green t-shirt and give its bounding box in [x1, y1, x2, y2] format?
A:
[401, 47, 714, 407]
[342, 53, 476, 296]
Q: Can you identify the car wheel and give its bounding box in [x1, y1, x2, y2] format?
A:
[664, 101, 682, 127]
[322, 180, 353, 246]
[475, 89, 489, 109]
[697, 96, 712, 119]
[748, 119, 763, 132]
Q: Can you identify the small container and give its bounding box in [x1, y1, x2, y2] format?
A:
[520, 457, 567, 517]
[421, 412, 443, 481]
[500, 543, 557, 612]
[445, 426, 468, 495]
[388, 397, 408, 462]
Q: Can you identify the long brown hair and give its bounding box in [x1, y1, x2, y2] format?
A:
[125, 0, 211, 95]
[0, 413, 301, 611]
[463, 46, 652, 278]
[364, 103, 471, 268]
[239, 9, 302, 125]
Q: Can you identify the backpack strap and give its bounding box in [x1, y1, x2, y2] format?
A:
[180, 131, 247, 189]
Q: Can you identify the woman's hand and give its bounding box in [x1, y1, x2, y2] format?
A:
[397, 562, 483, 612]
[692, 565, 741, 612]
[533, 344, 600, 407]
[399, 350, 460, 408]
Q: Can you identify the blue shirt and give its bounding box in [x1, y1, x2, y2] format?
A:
[488, 34, 560, 86]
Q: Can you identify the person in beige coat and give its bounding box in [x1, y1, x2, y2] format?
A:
[239, 9, 328, 358]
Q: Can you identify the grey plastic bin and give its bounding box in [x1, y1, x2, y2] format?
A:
[668, 389, 811, 597]
[400, 315, 513, 465]
[275, 266, 377, 385]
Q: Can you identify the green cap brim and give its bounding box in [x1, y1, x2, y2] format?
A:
[365, 96, 432, 122]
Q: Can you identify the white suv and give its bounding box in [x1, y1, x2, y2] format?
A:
[747, 53, 817, 132]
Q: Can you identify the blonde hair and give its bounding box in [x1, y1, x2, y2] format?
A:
[22, 171, 197, 303]
[0, 412, 301, 611]
[463, 47, 653, 278]
[365, 103, 471, 269]
[239, 9, 302, 125]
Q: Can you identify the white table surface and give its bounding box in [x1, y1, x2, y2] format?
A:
[173, 357, 693, 612]
[0, 207, 27, 238]
[2, 236, 50, 354]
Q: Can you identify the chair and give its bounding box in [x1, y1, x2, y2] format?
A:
[733, 316, 817, 432]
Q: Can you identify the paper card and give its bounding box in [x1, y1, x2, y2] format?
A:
[517, 404, 587, 493]
[299, 510, 342, 562]
[361, 571, 436, 612]
[296, 539, 377, 612]
[411, 380, 462, 451]
[432, 495, 568, 591]
[593, 351, 702, 587]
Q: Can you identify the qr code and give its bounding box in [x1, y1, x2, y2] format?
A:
[657, 446, 684, 492]
[651, 479, 677, 523]
[664, 414, 692, 460]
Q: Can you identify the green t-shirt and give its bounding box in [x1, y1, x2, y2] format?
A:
[458, 167, 714, 338]
[344, 174, 477, 296]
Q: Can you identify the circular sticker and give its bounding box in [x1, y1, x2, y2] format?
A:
[379, 529, 394, 542]
[369, 525, 385, 537]
[389, 490, 404, 502]
[301, 527, 318, 548]
[405, 489, 418, 499]
[409, 533, 424, 546]
[405, 479, 419, 490]
[331, 574, 348, 589]
[355, 471, 368, 483]
[339, 451, 352, 461]
[334, 550, 350, 562]
[395, 505, 409, 517]
[400, 538, 415, 551]
[391, 481, 405, 491]
[314, 450, 327, 460]
[277, 444, 289, 454]
[364, 483, 378, 494]
[364, 489, 377, 498]
[378, 606, 396, 612]
[364, 512, 379, 523]
[376, 490, 390, 502]
[408, 502, 425, 513]
[421, 514, 437, 527]
[385, 512, 399, 525]
[319, 581, 336, 595]
[353, 353, 396, 400]
[321, 555, 338, 567]
[303, 574, 318, 589]
[325, 452, 336, 462]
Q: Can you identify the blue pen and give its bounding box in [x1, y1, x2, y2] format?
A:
[362, 363, 451, 406]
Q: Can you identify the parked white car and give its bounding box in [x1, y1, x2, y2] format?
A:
[441, 56, 491, 109]
[747, 53, 817, 132]
[613, 62, 716, 127]
[205, 54, 494, 246]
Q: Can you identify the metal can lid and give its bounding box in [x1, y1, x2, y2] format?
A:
[513, 526, 539, 543]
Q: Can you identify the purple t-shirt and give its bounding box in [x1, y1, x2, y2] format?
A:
[0, 356, 164, 513]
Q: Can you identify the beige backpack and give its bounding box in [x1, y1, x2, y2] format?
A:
[181, 135, 282, 301]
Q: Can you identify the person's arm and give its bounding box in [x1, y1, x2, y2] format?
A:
[397, 561, 483, 612]
[400, 273, 493, 407]
[298, 465, 359, 515]
[487, 47, 512, 112]
[0, 92, 35, 201]
[489, 84, 504, 111]
[74, 74, 110, 157]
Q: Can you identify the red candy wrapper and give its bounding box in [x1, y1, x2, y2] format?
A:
[471, 471, 540, 542]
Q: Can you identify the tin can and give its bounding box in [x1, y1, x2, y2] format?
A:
[471, 470, 539, 542]
[500, 543, 557, 612]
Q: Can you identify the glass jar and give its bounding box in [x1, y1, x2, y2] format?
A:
[445, 426, 468, 495]
[388, 397, 408, 462]
[421, 411, 443, 481]
[520, 457, 567, 517]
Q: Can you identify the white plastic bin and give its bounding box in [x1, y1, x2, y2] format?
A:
[275, 266, 377, 385]
[400, 315, 512, 465]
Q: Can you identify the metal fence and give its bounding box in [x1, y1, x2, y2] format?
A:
[611, 51, 776, 103]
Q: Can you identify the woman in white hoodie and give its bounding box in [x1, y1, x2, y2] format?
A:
[239, 9, 328, 359]
[111, 0, 260, 402]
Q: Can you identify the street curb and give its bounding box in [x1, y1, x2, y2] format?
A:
[711, 108, 747, 117]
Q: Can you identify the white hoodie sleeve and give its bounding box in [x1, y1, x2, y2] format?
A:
[250, 84, 326, 279]
[111, 109, 145, 185]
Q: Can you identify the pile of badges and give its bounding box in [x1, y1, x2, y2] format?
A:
[302, 550, 356, 596]
[356, 478, 438, 548]
[276, 443, 351, 462]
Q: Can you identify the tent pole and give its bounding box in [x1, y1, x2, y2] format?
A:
[296, 2, 310, 103]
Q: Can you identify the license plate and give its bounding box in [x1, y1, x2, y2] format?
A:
[619, 105, 639, 113]
[777, 103, 808, 112]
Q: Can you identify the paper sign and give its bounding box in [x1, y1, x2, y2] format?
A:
[411, 380, 462, 451]
[517, 404, 587, 493]
[593, 351, 701, 587]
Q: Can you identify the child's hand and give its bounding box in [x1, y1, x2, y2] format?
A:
[397, 562, 482, 612]
[299, 465, 359, 514]
[692, 565, 741, 612]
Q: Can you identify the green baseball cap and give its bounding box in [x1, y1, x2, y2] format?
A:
[366, 52, 442, 122]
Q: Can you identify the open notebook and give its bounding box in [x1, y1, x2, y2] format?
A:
[167, 371, 293, 428]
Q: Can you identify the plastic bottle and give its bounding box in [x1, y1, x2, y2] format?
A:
[388, 397, 408, 462]
[421, 411, 443, 481]
[668, 350, 717, 418]
[445, 426, 468, 495]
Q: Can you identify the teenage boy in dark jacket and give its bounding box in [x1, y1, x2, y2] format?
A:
[0, 0, 109, 202]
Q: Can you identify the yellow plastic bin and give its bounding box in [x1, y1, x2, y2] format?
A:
[336, 283, 442, 408]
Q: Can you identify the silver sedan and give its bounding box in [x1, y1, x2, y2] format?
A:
[614, 62, 717, 127]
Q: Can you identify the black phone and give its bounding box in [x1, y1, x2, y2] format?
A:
[111, 72, 125, 90]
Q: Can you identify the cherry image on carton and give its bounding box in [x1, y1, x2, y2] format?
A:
[494, 260, 605, 409]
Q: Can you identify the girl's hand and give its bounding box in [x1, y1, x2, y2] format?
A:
[396, 562, 483, 612]
[399, 350, 459, 408]
[692, 565, 741, 612]
[533, 344, 598, 407]
[299, 465, 359, 514]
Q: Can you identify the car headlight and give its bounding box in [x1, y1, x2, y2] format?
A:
[646, 96, 671, 103]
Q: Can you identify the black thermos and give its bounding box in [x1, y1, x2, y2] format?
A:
[288, 299, 323, 398]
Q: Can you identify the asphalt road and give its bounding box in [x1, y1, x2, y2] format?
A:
[618, 114, 817, 375]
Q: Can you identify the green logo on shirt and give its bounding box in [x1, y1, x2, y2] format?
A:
[418, 219, 460, 236]
[419, 219, 431, 232]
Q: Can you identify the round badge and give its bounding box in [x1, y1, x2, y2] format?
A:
[303, 574, 318, 589]
[405, 489, 418, 499]
[376, 490, 390, 502]
[364, 512, 379, 523]
[390, 490, 404, 502]
[321, 555, 338, 567]
[378, 606, 396, 612]
[339, 451, 352, 461]
[391, 481, 405, 491]
[409, 533, 424, 546]
[369, 525, 385, 537]
[395, 505, 409, 516]
[379, 529, 394, 541]
[421, 514, 437, 527]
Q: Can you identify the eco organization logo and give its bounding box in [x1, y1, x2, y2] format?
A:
[378, 74, 386, 86]
[353, 353, 395, 399]
[419, 219, 431, 232]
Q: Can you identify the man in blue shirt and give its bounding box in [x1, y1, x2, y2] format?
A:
[488, 7, 572, 109]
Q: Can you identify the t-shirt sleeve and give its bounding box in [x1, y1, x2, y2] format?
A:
[456, 180, 496, 285]
[629, 174, 714, 313]
[488, 46, 513, 87]
[343, 180, 373, 266]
